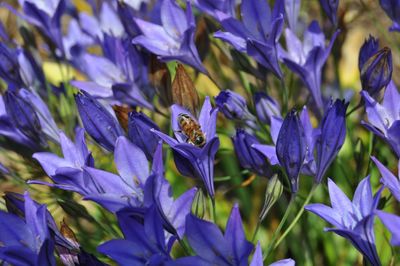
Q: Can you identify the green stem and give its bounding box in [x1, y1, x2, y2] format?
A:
[273, 184, 318, 250]
[263, 194, 296, 260]
[211, 197, 217, 224]
[251, 220, 261, 242]
[280, 79, 289, 113]
[346, 101, 363, 117]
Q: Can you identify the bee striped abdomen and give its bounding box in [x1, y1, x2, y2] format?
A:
[178, 113, 206, 147]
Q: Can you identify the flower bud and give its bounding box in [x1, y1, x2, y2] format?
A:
[128, 111, 160, 161]
[215, 90, 255, 120]
[360, 47, 392, 96]
[232, 128, 271, 177]
[358, 35, 379, 71]
[75, 91, 124, 151]
[319, 0, 339, 25]
[276, 109, 306, 193]
[0, 44, 23, 88]
[58, 220, 80, 266]
[3, 90, 45, 146]
[112, 105, 133, 132]
[254, 92, 281, 124]
[149, 55, 172, 107]
[172, 63, 200, 114]
[260, 174, 283, 221]
[315, 99, 348, 183]
[191, 188, 207, 219]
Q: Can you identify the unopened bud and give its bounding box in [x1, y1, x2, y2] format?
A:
[172, 64, 200, 114]
[260, 174, 283, 221]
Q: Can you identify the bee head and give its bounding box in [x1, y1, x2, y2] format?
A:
[193, 134, 206, 147]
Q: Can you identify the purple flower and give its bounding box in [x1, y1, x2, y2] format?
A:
[3, 192, 105, 266]
[32, 128, 94, 186]
[360, 47, 392, 96]
[282, 21, 340, 110]
[3, 89, 46, 147]
[33, 136, 195, 238]
[254, 92, 281, 124]
[358, 35, 379, 72]
[32, 135, 144, 212]
[0, 43, 24, 88]
[132, 0, 206, 73]
[215, 90, 255, 121]
[285, 0, 300, 31]
[379, 0, 400, 32]
[253, 106, 319, 178]
[361, 81, 400, 157]
[173, 204, 254, 265]
[0, 191, 56, 266]
[128, 111, 161, 161]
[305, 177, 383, 266]
[232, 128, 271, 177]
[153, 97, 219, 198]
[319, 0, 339, 25]
[376, 211, 400, 246]
[18, 89, 60, 142]
[75, 90, 124, 151]
[98, 205, 172, 265]
[315, 99, 348, 183]
[0, 94, 40, 149]
[193, 0, 236, 19]
[276, 109, 307, 193]
[250, 241, 295, 266]
[371, 156, 400, 202]
[17, 49, 46, 89]
[214, 0, 284, 79]
[5, 0, 66, 55]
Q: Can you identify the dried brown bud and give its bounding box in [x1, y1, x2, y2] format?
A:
[149, 55, 172, 107]
[112, 105, 133, 132]
[172, 64, 200, 114]
[60, 219, 79, 248]
[195, 17, 210, 62]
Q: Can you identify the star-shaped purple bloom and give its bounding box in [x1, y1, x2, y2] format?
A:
[172, 204, 254, 265]
[31, 128, 95, 193]
[98, 205, 173, 265]
[214, 0, 284, 79]
[0, 191, 56, 266]
[361, 80, 400, 157]
[153, 96, 219, 198]
[3, 192, 106, 266]
[281, 21, 339, 110]
[132, 0, 206, 73]
[33, 135, 195, 238]
[306, 177, 383, 266]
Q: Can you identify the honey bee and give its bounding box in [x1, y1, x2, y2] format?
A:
[178, 113, 206, 147]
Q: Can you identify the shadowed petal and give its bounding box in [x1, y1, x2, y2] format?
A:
[377, 211, 400, 246]
[224, 204, 253, 265]
[371, 156, 400, 201]
[115, 136, 149, 186]
[185, 214, 231, 263]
